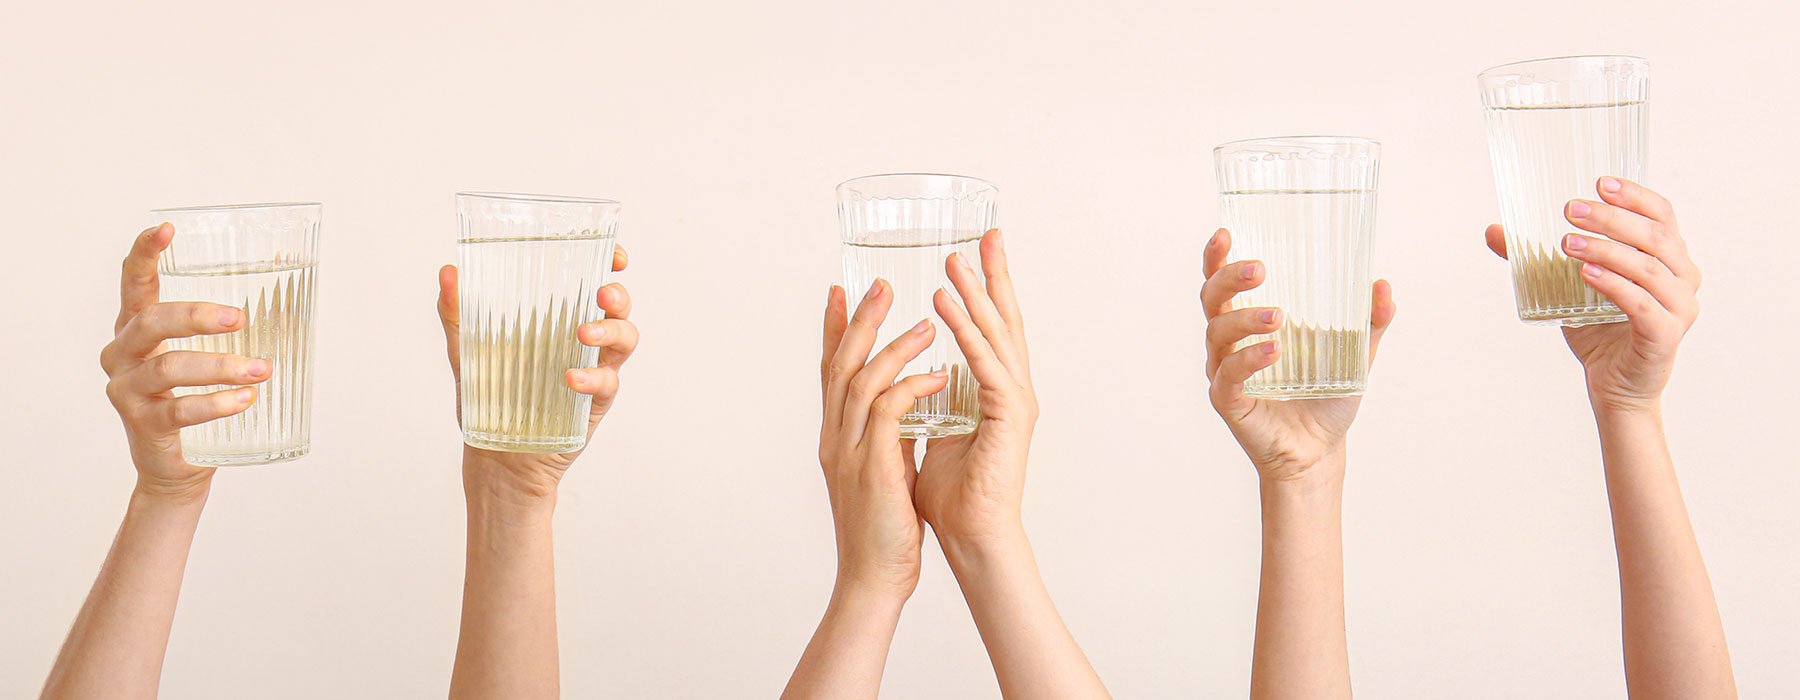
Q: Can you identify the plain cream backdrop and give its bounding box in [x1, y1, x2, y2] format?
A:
[2, 0, 1795, 697]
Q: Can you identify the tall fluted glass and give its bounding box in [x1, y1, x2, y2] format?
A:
[456, 192, 619, 453]
[1480, 55, 1648, 326]
[153, 202, 321, 466]
[1214, 137, 1380, 399]
[837, 173, 997, 437]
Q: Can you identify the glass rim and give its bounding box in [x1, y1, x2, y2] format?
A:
[1477, 54, 1648, 79]
[454, 191, 621, 205]
[1212, 135, 1380, 153]
[151, 201, 321, 215]
[835, 172, 998, 193]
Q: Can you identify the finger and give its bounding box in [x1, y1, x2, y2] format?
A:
[822, 280, 894, 435]
[125, 352, 270, 395]
[597, 282, 632, 321]
[1203, 228, 1231, 277]
[862, 370, 951, 452]
[1563, 234, 1694, 318]
[977, 229, 1027, 347]
[437, 265, 462, 376]
[946, 250, 1024, 374]
[1205, 307, 1282, 379]
[159, 386, 257, 430]
[1577, 262, 1680, 338]
[821, 285, 848, 389]
[1565, 198, 1673, 263]
[117, 224, 172, 333]
[1199, 260, 1265, 319]
[1368, 279, 1397, 363]
[579, 318, 640, 368]
[1596, 177, 1676, 229]
[567, 366, 620, 397]
[1484, 224, 1508, 260]
[1587, 181, 1700, 283]
[1210, 341, 1278, 418]
[612, 244, 629, 272]
[106, 302, 244, 368]
[841, 319, 936, 446]
[933, 287, 1013, 389]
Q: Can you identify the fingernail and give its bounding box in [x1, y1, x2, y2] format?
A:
[993, 229, 1004, 249]
[1240, 262, 1259, 280]
[910, 319, 931, 334]
[218, 307, 241, 326]
[1582, 263, 1603, 278]
[1258, 309, 1278, 324]
[585, 324, 604, 342]
[1263, 341, 1280, 356]
[1600, 177, 1623, 194]
[235, 387, 254, 403]
[1564, 234, 1588, 252]
[1568, 200, 1592, 218]
[930, 369, 948, 377]
[865, 280, 883, 300]
[246, 359, 271, 377]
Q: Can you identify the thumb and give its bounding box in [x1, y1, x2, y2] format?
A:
[437, 264, 462, 377]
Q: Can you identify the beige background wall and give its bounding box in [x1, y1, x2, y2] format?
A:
[2, 0, 1795, 697]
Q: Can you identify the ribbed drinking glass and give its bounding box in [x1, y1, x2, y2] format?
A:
[153, 202, 322, 466]
[837, 173, 998, 437]
[456, 192, 619, 453]
[1213, 137, 1380, 399]
[1480, 55, 1648, 326]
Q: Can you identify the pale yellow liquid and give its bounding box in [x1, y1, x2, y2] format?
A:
[1242, 327, 1369, 399]
[458, 235, 612, 453]
[843, 236, 981, 437]
[161, 262, 316, 466]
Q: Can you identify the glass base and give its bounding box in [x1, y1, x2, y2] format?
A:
[900, 413, 977, 438]
[1520, 306, 1628, 327]
[1245, 382, 1366, 401]
[189, 444, 310, 467]
[463, 431, 586, 454]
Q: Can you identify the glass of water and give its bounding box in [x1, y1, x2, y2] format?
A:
[1213, 136, 1380, 400]
[153, 202, 322, 466]
[836, 173, 997, 437]
[1480, 55, 1648, 326]
[456, 192, 620, 453]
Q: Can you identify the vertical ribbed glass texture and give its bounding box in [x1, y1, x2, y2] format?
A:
[1214, 137, 1379, 400]
[836, 173, 997, 437]
[456, 192, 619, 453]
[1480, 55, 1647, 326]
[154, 202, 322, 466]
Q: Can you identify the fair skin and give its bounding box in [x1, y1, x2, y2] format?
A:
[42, 223, 270, 700]
[1200, 227, 1397, 700]
[439, 245, 637, 700]
[782, 230, 1109, 700]
[1483, 177, 1734, 699]
[1206, 177, 1734, 700]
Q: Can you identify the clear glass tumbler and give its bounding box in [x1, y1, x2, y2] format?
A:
[153, 202, 322, 466]
[837, 173, 997, 437]
[1213, 137, 1380, 399]
[1480, 55, 1648, 326]
[456, 192, 619, 453]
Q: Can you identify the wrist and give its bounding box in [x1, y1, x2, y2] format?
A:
[463, 448, 560, 513]
[937, 524, 1032, 572]
[1589, 395, 1664, 424]
[1256, 449, 1347, 492]
[828, 578, 912, 617]
[131, 475, 212, 510]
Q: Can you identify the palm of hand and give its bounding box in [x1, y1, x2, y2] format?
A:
[1562, 323, 1673, 410]
[915, 418, 1030, 540]
[1226, 396, 1362, 481]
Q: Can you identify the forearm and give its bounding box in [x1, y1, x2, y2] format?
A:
[780, 584, 906, 700]
[1593, 404, 1735, 699]
[42, 485, 209, 700]
[1251, 457, 1349, 700]
[450, 462, 560, 700]
[940, 527, 1109, 700]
